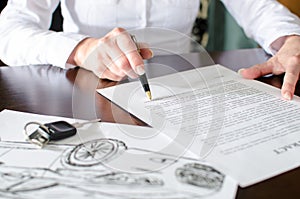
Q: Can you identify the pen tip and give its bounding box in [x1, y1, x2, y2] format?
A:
[146, 91, 152, 100]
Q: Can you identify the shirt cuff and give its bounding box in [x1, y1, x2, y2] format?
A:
[45, 32, 89, 68]
[267, 34, 300, 55]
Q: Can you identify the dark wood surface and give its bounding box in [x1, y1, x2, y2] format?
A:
[0, 48, 300, 198]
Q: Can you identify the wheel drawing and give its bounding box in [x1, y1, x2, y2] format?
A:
[64, 139, 127, 167]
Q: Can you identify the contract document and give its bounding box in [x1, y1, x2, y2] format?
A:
[98, 64, 300, 187]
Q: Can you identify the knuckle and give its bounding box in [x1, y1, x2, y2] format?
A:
[93, 67, 106, 77]
[115, 56, 130, 70]
[273, 65, 285, 74]
[102, 28, 127, 43]
[288, 55, 300, 66]
[123, 39, 133, 49]
[113, 27, 125, 33]
[99, 36, 112, 45]
[119, 37, 135, 51]
[130, 54, 142, 64]
[287, 66, 299, 75]
[111, 27, 127, 38]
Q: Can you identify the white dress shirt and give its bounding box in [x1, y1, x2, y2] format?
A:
[221, 0, 300, 55]
[0, 0, 300, 67]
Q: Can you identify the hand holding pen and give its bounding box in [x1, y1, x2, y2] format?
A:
[67, 27, 153, 82]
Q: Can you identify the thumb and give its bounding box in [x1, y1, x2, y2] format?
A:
[139, 42, 154, 60]
[238, 60, 274, 79]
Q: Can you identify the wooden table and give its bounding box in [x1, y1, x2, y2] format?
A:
[0, 48, 299, 198]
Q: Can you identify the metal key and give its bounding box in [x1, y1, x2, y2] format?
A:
[24, 118, 101, 148]
[71, 118, 101, 128]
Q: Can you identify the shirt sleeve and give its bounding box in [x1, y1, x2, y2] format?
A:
[221, 0, 300, 54]
[0, 0, 88, 67]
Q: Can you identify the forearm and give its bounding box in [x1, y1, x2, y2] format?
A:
[0, 0, 88, 67]
[0, 26, 87, 67]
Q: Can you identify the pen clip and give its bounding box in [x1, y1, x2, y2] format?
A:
[131, 35, 141, 53]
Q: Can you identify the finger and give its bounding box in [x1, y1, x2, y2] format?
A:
[98, 51, 127, 77]
[140, 48, 153, 59]
[96, 52, 126, 77]
[117, 33, 145, 76]
[90, 61, 124, 81]
[97, 68, 124, 81]
[125, 50, 145, 76]
[139, 42, 154, 59]
[106, 60, 127, 77]
[110, 50, 138, 79]
[282, 72, 297, 100]
[104, 43, 137, 79]
[281, 59, 300, 100]
[239, 60, 275, 79]
[99, 29, 138, 79]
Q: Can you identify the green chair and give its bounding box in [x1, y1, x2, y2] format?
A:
[206, 0, 258, 51]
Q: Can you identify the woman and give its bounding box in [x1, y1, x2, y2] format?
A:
[0, 0, 300, 99]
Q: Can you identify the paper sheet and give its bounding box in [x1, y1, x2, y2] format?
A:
[98, 64, 300, 187]
[0, 110, 237, 199]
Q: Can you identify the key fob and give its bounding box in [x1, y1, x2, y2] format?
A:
[45, 121, 77, 141]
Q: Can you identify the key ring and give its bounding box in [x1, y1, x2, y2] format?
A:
[23, 119, 100, 148]
[24, 121, 51, 148]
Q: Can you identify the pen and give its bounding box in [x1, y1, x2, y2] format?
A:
[131, 35, 152, 100]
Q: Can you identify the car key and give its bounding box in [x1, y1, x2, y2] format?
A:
[24, 119, 101, 148]
[45, 118, 101, 140]
[44, 121, 77, 141]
